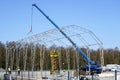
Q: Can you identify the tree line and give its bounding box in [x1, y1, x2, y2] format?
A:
[0, 41, 120, 70]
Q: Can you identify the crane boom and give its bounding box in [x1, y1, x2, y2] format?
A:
[32, 4, 102, 73]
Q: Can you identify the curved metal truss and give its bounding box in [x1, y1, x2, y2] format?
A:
[17, 25, 103, 48]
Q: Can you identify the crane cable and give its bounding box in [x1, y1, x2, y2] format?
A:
[27, 6, 33, 34]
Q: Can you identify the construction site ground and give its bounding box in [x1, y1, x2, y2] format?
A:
[0, 70, 120, 80]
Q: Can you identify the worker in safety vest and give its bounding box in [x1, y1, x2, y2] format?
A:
[8, 67, 11, 74]
[17, 68, 20, 76]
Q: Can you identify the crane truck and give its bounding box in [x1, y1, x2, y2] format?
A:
[32, 4, 102, 74]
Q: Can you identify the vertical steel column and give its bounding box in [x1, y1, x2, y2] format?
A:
[39, 47, 45, 79]
[5, 44, 8, 74]
[23, 45, 28, 71]
[31, 45, 36, 77]
[87, 48, 91, 75]
[100, 48, 104, 67]
[58, 48, 62, 73]
[76, 50, 80, 79]
[16, 46, 21, 70]
[10, 48, 15, 70]
[66, 49, 70, 80]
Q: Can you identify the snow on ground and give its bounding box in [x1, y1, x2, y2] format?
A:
[0, 70, 120, 80]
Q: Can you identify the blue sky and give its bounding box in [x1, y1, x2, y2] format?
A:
[0, 0, 120, 49]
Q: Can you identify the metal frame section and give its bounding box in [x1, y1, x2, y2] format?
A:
[18, 25, 104, 66]
[17, 25, 103, 48]
[5, 41, 16, 73]
[5, 25, 104, 74]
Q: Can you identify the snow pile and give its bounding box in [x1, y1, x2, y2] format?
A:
[98, 72, 114, 78]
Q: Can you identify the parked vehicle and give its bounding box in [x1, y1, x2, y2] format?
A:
[102, 64, 120, 72]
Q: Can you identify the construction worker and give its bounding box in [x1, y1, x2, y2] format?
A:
[8, 67, 11, 74]
[17, 68, 20, 76]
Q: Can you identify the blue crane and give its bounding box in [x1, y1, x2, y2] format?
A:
[32, 4, 102, 74]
